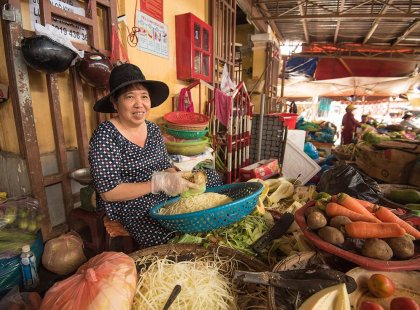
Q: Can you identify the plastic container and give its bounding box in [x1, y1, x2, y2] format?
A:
[295, 201, 420, 271]
[269, 113, 298, 129]
[20, 244, 39, 290]
[165, 137, 209, 155]
[150, 182, 263, 233]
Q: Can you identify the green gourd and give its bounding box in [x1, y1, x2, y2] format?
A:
[387, 189, 420, 204]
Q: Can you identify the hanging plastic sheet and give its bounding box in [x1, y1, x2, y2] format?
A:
[285, 57, 318, 79]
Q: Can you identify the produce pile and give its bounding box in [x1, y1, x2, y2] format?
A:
[0, 197, 45, 255]
[170, 178, 316, 262]
[303, 193, 419, 261]
[384, 187, 420, 215]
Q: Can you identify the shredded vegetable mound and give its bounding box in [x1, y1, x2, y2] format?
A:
[158, 192, 233, 215]
[132, 255, 237, 310]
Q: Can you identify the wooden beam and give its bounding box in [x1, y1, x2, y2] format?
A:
[1, 0, 53, 240]
[251, 12, 420, 21]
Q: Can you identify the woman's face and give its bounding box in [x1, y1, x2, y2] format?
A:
[113, 84, 151, 127]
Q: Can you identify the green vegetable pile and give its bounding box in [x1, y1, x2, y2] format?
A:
[170, 213, 269, 256]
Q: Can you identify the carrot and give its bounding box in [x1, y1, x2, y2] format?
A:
[374, 206, 420, 239]
[326, 202, 378, 223]
[330, 195, 338, 203]
[337, 193, 381, 223]
[356, 198, 375, 213]
[345, 221, 405, 239]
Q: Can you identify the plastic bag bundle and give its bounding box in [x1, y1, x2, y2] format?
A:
[42, 231, 86, 275]
[40, 252, 137, 310]
[317, 164, 381, 203]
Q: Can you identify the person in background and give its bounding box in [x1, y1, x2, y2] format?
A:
[400, 112, 418, 129]
[341, 104, 360, 144]
[361, 113, 377, 127]
[289, 100, 298, 114]
[88, 63, 222, 249]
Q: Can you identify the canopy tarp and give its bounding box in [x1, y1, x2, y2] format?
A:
[280, 76, 419, 98]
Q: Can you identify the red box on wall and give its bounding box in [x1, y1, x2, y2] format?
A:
[175, 13, 213, 83]
[239, 159, 280, 181]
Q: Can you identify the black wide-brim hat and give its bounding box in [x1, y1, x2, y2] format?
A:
[94, 63, 169, 113]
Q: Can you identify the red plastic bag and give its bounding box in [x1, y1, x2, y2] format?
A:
[40, 252, 137, 310]
[178, 88, 194, 112]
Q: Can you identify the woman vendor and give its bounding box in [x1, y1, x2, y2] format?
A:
[341, 104, 361, 144]
[88, 63, 222, 249]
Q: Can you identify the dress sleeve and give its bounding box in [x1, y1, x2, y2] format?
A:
[88, 126, 123, 193]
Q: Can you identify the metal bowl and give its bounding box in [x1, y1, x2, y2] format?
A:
[69, 168, 93, 185]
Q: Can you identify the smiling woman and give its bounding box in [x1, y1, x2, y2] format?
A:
[88, 63, 216, 249]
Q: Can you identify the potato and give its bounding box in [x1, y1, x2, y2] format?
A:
[386, 235, 415, 259]
[304, 206, 320, 218]
[318, 226, 344, 245]
[362, 238, 393, 260]
[307, 212, 327, 230]
[329, 216, 352, 230]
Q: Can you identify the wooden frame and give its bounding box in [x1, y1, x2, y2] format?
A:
[1, 0, 117, 240]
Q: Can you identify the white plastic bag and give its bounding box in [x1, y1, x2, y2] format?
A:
[220, 63, 237, 94]
[42, 231, 87, 275]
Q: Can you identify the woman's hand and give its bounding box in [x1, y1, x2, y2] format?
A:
[151, 171, 199, 196]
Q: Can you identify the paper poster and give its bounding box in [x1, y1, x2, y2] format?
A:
[30, 0, 88, 44]
[136, 10, 169, 58]
[140, 0, 163, 22]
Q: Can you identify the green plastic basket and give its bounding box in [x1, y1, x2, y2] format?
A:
[165, 137, 209, 155]
[164, 125, 208, 140]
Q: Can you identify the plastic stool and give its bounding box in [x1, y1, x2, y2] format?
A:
[69, 208, 105, 253]
[103, 216, 136, 254]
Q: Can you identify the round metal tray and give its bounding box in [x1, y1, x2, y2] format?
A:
[69, 168, 93, 185]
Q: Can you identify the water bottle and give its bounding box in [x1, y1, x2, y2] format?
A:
[20, 244, 39, 290]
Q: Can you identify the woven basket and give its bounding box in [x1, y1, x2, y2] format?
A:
[166, 122, 208, 131]
[268, 251, 322, 310]
[164, 111, 210, 126]
[129, 243, 269, 309]
[165, 137, 209, 155]
[164, 125, 208, 140]
[149, 182, 263, 233]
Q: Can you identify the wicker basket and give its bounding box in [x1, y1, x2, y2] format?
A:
[129, 243, 269, 309]
[268, 251, 322, 310]
[165, 137, 209, 155]
[164, 111, 209, 126]
[150, 182, 263, 233]
[166, 122, 208, 131]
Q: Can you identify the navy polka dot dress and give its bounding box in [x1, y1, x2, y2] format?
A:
[88, 120, 222, 248]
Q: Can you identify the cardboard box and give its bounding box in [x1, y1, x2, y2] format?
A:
[354, 143, 417, 184]
[239, 159, 280, 180]
[408, 159, 420, 187]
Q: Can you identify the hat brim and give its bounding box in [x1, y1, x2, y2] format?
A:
[94, 80, 169, 113]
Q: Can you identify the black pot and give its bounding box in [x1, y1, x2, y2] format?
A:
[21, 35, 77, 74]
[76, 53, 112, 88]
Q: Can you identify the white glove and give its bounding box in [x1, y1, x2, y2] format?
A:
[151, 171, 199, 196]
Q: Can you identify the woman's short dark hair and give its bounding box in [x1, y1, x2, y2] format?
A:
[110, 83, 150, 102]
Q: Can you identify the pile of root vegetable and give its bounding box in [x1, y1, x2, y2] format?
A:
[305, 193, 420, 261]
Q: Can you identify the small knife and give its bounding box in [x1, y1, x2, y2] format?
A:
[233, 269, 357, 294]
[251, 212, 295, 253]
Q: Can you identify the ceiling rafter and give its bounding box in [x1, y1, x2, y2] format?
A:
[254, 2, 285, 40]
[251, 12, 420, 21]
[392, 19, 420, 45]
[298, 1, 310, 42]
[363, 0, 394, 44]
[334, 0, 346, 43]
